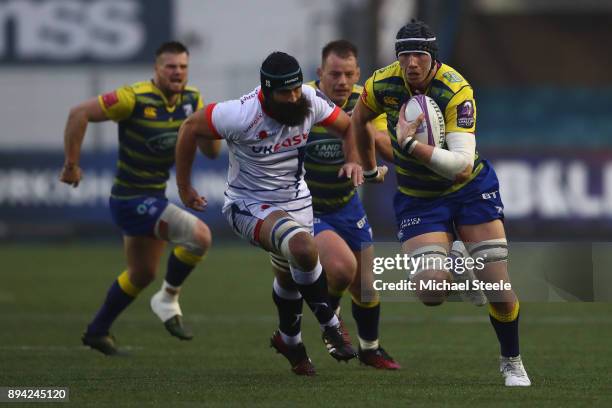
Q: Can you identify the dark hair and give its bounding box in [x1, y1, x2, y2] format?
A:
[321, 39, 358, 62]
[155, 41, 189, 58]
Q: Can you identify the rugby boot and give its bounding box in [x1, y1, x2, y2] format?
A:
[337, 316, 352, 345]
[358, 347, 401, 370]
[500, 355, 531, 386]
[81, 331, 119, 356]
[270, 330, 316, 376]
[322, 324, 357, 362]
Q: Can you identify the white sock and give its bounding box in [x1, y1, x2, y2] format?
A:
[358, 336, 379, 351]
[321, 314, 339, 330]
[280, 330, 302, 346]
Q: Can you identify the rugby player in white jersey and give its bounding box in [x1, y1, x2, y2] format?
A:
[175, 52, 363, 374]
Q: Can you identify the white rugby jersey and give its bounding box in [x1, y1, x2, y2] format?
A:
[206, 85, 341, 209]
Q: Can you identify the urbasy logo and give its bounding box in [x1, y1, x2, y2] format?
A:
[251, 133, 308, 154]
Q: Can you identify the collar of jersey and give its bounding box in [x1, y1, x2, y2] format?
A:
[150, 79, 182, 112]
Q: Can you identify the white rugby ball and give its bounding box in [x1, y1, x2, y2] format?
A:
[404, 95, 445, 147]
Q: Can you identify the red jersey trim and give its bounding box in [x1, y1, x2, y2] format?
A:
[318, 106, 341, 127]
[205, 103, 222, 139]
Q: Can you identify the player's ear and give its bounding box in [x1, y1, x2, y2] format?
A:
[316, 67, 323, 79]
[355, 66, 361, 83]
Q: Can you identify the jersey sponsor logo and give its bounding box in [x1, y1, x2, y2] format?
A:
[240, 92, 257, 104]
[244, 112, 264, 133]
[144, 106, 157, 119]
[305, 139, 344, 164]
[457, 100, 474, 128]
[145, 131, 177, 153]
[442, 71, 463, 83]
[383, 96, 400, 106]
[251, 132, 308, 154]
[102, 91, 119, 108]
[182, 104, 193, 117]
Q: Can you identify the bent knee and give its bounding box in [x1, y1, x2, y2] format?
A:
[325, 257, 357, 290]
[288, 232, 318, 269]
[194, 221, 212, 252]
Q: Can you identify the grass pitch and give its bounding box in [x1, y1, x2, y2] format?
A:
[0, 243, 611, 407]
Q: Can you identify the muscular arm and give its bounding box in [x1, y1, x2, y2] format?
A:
[60, 97, 109, 187]
[351, 99, 379, 172]
[197, 139, 222, 159]
[323, 109, 359, 163]
[322, 109, 364, 186]
[371, 124, 393, 162]
[175, 106, 221, 209]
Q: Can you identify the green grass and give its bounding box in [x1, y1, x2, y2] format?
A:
[1, 243, 611, 407]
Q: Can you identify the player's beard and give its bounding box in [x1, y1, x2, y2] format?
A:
[264, 96, 311, 126]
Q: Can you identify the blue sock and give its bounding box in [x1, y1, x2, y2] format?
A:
[165, 251, 196, 287]
[489, 313, 520, 357]
[351, 301, 380, 342]
[87, 281, 135, 336]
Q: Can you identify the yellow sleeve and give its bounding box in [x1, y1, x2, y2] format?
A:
[445, 86, 476, 133]
[196, 94, 204, 110]
[371, 113, 387, 131]
[361, 75, 384, 115]
[98, 86, 136, 122]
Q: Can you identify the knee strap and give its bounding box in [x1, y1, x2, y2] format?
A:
[270, 217, 309, 263]
[406, 245, 448, 280]
[467, 239, 508, 264]
[155, 203, 205, 256]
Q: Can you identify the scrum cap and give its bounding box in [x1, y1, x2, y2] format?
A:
[395, 19, 438, 61]
[260, 52, 303, 95]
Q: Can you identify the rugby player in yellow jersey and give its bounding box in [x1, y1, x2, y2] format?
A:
[269, 40, 400, 373]
[351, 20, 531, 386]
[59, 41, 221, 355]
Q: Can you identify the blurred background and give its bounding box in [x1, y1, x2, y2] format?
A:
[1, 0, 612, 242]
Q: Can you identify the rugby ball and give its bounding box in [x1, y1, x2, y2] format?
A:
[404, 95, 445, 147]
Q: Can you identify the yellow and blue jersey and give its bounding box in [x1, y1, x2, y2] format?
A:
[362, 61, 483, 198]
[99, 81, 203, 199]
[304, 80, 386, 214]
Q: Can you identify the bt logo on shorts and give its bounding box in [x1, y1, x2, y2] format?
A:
[136, 198, 160, 216]
[356, 216, 368, 229]
[482, 191, 498, 200]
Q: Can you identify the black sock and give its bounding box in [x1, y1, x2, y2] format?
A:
[328, 292, 342, 313]
[489, 313, 520, 357]
[296, 272, 335, 326]
[272, 290, 303, 337]
[352, 301, 380, 342]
